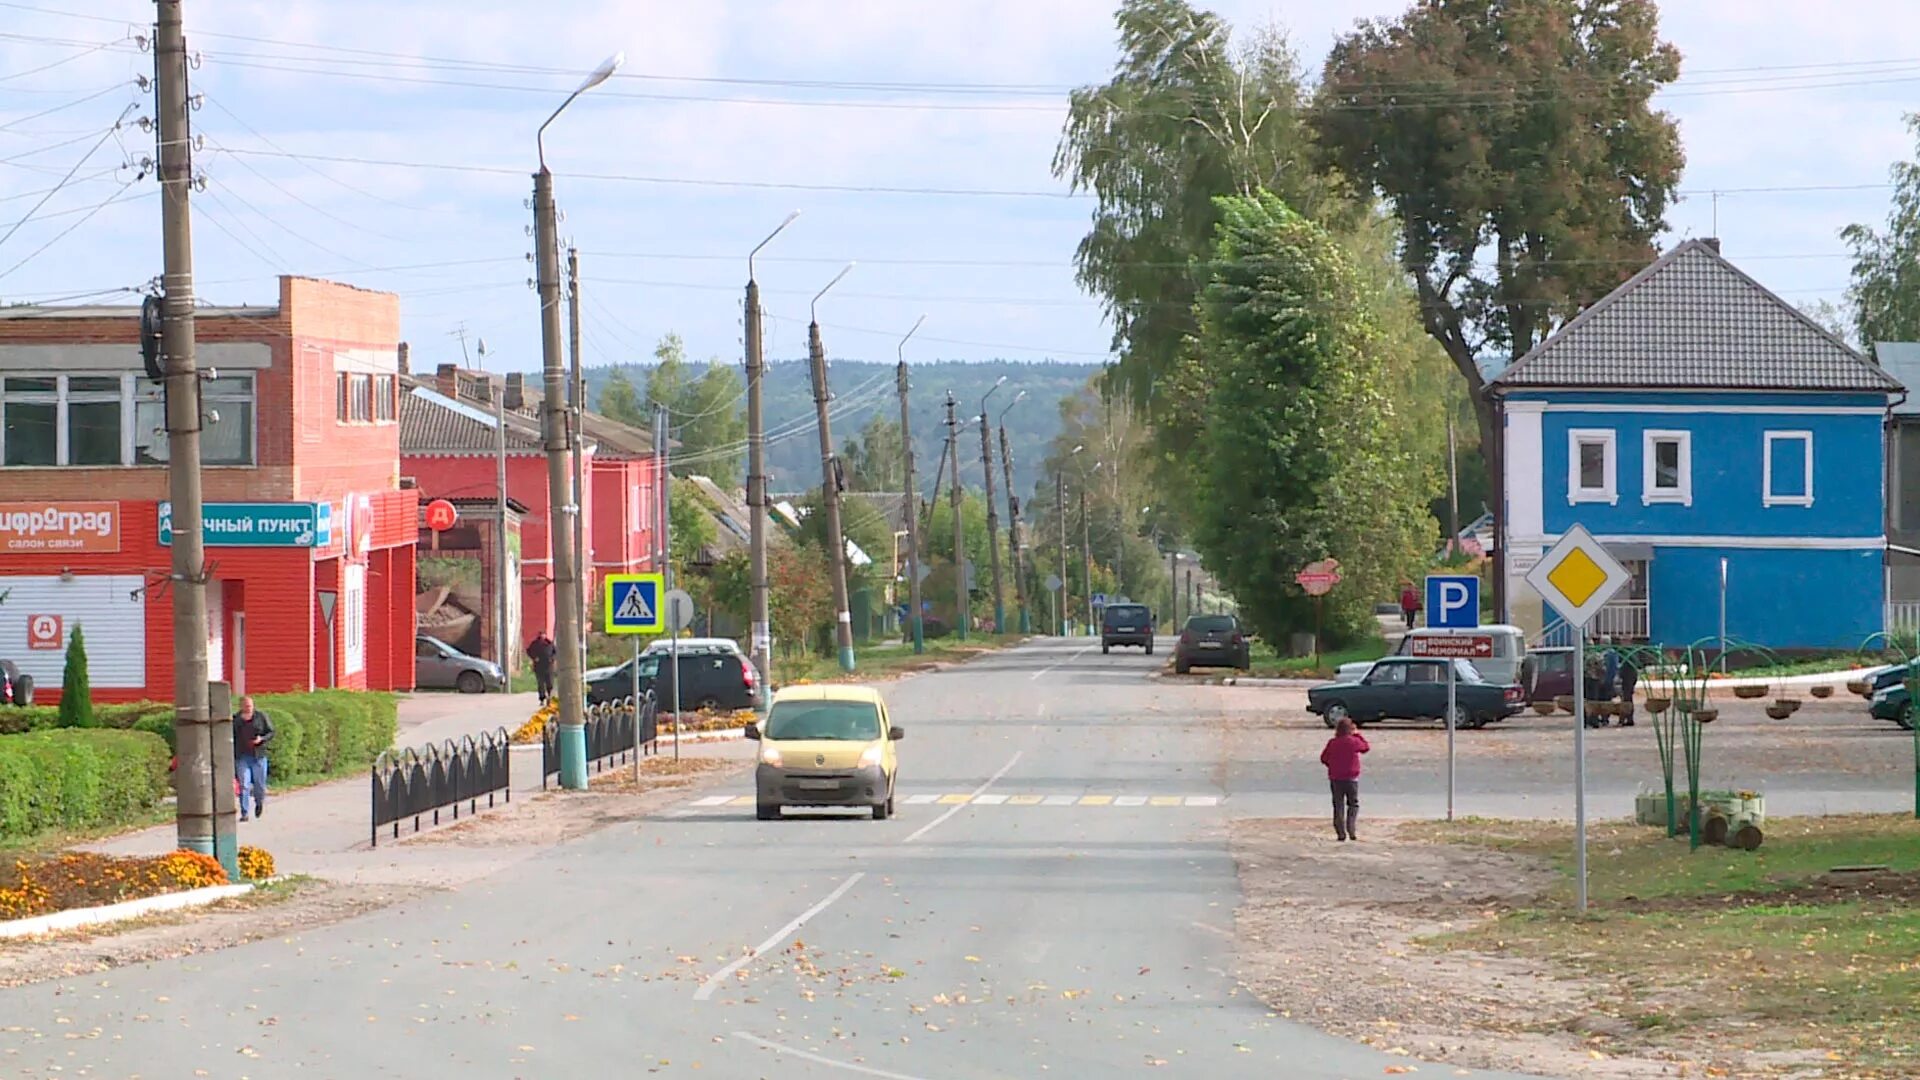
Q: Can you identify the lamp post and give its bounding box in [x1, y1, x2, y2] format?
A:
[534, 50, 622, 791]
[897, 315, 928, 654]
[979, 376, 1008, 634]
[745, 210, 800, 705]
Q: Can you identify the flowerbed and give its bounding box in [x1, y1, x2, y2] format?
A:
[512, 705, 753, 745]
[0, 844, 275, 922]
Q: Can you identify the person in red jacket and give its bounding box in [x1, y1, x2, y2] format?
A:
[1319, 716, 1371, 841]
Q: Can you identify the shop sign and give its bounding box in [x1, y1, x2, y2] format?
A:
[158, 501, 334, 548]
[27, 614, 63, 651]
[0, 501, 121, 554]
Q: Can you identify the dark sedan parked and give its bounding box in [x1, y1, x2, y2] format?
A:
[1173, 614, 1250, 674]
[1307, 657, 1526, 730]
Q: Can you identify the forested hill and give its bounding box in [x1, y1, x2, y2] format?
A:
[584, 359, 1100, 501]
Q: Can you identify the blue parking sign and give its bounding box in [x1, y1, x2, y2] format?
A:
[1425, 575, 1480, 630]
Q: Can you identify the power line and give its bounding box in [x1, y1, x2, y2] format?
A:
[0, 104, 134, 251]
[0, 177, 138, 281]
[0, 83, 129, 133]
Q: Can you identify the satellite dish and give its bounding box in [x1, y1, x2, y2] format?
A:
[476, 339, 489, 357]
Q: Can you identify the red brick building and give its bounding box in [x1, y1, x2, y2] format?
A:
[0, 277, 419, 702]
[399, 366, 663, 652]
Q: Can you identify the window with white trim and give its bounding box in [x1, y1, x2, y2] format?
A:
[1567, 428, 1617, 504]
[342, 562, 367, 675]
[1642, 429, 1692, 506]
[2, 372, 254, 466]
[1763, 430, 1814, 507]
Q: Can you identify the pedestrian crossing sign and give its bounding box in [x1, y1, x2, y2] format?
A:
[604, 573, 665, 635]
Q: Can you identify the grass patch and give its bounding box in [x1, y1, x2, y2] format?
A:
[1244, 635, 1387, 679]
[1412, 814, 1920, 1073]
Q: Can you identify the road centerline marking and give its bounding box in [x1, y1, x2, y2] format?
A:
[901, 750, 1022, 844]
[1030, 642, 1097, 680]
[732, 1032, 930, 1079]
[693, 872, 865, 1001]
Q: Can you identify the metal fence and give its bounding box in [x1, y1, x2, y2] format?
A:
[370, 727, 512, 847]
[542, 692, 657, 788]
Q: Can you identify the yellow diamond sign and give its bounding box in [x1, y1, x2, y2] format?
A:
[1524, 524, 1631, 630]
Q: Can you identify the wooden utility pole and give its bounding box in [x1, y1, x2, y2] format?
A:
[945, 393, 966, 640]
[896, 319, 927, 653]
[999, 425, 1028, 633]
[1080, 487, 1093, 635]
[1447, 410, 1461, 558]
[808, 306, 856, 672]
[1056, 471, 1067, 636]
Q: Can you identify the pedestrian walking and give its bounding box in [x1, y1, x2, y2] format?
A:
[1617, 650, 1640, 727]
[1398, 582, 1420, 630]
[232, 695, 274, 821]
[527, 631, 556, 704]
[1319, 716, 1370, 842]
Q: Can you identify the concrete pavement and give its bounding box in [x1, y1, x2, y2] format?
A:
[6, 638, 1543, 1079]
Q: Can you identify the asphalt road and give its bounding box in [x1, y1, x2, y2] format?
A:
[0, 638, 1544, 1079]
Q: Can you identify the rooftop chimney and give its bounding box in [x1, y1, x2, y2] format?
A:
[504, 372, 525, 411]
[397, 341, 410, 375]
[1701, 237, 1721, 253]
[434, 362, 459, 397]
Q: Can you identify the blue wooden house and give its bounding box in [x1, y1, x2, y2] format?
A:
[1488, 239, 1904, 650]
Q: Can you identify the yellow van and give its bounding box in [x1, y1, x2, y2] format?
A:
[746, 685, 902, 820]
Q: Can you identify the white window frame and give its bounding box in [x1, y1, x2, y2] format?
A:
[1642, 429, 1692, 506]
[342, 562, 367, 675]
[1567, 428, 1618, 505]
[1763, 430, 1814, 508]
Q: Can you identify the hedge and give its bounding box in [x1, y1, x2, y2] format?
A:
[0, 729, 171, 840]
[0, 701, 170, 736]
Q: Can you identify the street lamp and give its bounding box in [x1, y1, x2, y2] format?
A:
[534, 50, 622, 792]
[745, 211, 801, 704]
[897, 315, 928, 654]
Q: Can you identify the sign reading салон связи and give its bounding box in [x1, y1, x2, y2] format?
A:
[0, 502, 121, 553]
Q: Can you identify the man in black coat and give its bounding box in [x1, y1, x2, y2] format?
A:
[527, 632, 557, 704]
[233, 695, 275, 821]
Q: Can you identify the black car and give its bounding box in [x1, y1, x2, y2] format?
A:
[587, 650, 756, 711]
[1306, 657, 1526, 730]
[1173, 614, 1250, 674]
[1101, 603, 1154, 654]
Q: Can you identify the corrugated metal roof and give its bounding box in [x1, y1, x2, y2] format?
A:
[400, 384, 545, 454]
[1492, 240, 1902, 393]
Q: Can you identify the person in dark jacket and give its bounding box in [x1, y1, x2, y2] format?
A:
[1319, 717, 1371, 842]
[1616, 651, 1640, 727]
[527, 632, 557, 704]
[233, 696, 274, 821]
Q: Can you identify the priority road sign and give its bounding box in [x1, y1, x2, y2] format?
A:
[1425, 574, 1480, 630]
[604, 573, 665, 635]
[1524, 524, 1630, 630]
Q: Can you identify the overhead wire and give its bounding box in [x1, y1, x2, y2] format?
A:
[0, 177, 139, 281]
[0, 83, 131, 133]
[0, 102, 134, 252]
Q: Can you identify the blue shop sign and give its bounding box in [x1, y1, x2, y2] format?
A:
[158, 501, 333, 548]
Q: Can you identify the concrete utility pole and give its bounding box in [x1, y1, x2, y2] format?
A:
[945, 393, 967, 640]
[1168, 551, 1178, 631]
[744, 213, 798, 702]
[807, 266, 857, 672]
[1446, 410, 1461, 558]
[155, 0, 231, 876]
[495, 388, 511, 680]
[567, 247, 589, 664]
[533, 53, 622, 790]
[896, 316, 927, 654]
[978, 376, 1007, 634]
[1080, 487, 1093, 635]
[998, 425, 1029, 634]
[1056, 470, 1067, 636]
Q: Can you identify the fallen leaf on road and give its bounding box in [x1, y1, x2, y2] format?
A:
[964, 955, 981, 963]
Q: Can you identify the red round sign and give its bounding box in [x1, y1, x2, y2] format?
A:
[425, 499, 458, 532]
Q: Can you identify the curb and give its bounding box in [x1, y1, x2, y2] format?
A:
[0, 879, 265, 940]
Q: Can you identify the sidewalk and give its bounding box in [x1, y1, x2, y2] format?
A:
[86, 690, 553, 887]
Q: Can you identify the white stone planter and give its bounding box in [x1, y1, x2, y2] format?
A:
[0, 881, 260, 940]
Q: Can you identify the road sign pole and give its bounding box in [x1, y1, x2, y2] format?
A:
[1574, 624, 1588, 913]
[631, 636, 642, 783]
[1313, 595, 1322, 669]
[671, 625, 681, 763]
[1446, 660, 1457, 822]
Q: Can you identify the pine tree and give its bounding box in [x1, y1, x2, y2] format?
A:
[58, 625, 94, 728]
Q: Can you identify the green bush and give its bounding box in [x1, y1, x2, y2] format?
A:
[2, 701, 170, 736]
[131, 714, 176, 754]
[0, 729, 171, 839]
[250, 691, 397, 783]
[58, 627, 94, 728]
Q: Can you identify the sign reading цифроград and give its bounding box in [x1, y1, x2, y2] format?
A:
[0, 502, 122, 554]
[158, 501, 334, 548]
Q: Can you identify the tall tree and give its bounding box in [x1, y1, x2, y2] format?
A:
[1314, 0, 1684, 466]
[644, 333, 748, 488]
[597, 369, 646, 427]
[840, 414, 905, 492]
[1843, 114, 1920, 355]
[58, 626, 93, 729]
[1191, 194, 1435, 644]
[1054, 0, 1329, 522]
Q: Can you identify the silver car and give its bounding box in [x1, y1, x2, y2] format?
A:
[415, 635, 505, 694]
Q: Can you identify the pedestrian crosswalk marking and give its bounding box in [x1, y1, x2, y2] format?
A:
[669, 793, 1228, 815]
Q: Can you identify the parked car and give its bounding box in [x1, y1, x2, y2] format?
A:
[1173, 614, 1250, 674]
[1101, 603, 1154, 654]
[0, 660, 34, 706]
[745, 684, 903, 820]
[1526, 646, 1576, 704]
[414, 635, 505, 694]
[1867, 680, 1918, 730]
[587, 649, 756, 711]
[642, 637, 746, 661]
[1307, 656, 1527, 730]
[1335, 624, 1530, 687]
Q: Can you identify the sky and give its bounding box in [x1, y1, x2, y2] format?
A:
[3, 0, 1919, 377]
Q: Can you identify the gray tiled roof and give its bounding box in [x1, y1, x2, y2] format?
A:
[1492, 240, 1902, 393]
[400, 385, 544, 454]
